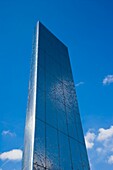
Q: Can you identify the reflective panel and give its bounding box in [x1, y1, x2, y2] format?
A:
[46, 93, 57, 128]
[59, 132, 72, 170]
[75, 114, 85, 144]
[46, 125, 59, 169]
[66, 107, 78, 140]
[33, 120, 45, 168]
[70, 139, 83, 170]
[36, 88, 45, 122]
[57, 108, 67, 135]
[37, 66, 45, 91]
[80, 144, 90, 170]
[38, 49, 45, 68]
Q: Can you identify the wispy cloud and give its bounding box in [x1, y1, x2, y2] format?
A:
[1, 130, 16, 137]
[75, 81, 84, 87]
[103, 75, 113, 85]
[0, 149, 22, 161]
[108, 155, 113, 164]
[85, 131, 96, 149]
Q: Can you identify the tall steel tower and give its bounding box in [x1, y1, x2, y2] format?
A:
[22, 21, 90, 170]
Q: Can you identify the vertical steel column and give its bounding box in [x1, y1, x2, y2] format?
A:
[22, 22, 39, 170]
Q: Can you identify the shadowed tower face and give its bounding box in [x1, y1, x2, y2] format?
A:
[22, 22, 90, 170]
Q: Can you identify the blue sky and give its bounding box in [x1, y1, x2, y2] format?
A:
[0, 0, 113, 170]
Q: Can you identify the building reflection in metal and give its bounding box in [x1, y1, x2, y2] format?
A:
[50, 80, 77, 112]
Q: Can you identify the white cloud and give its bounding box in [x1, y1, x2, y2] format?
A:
[108, 155, 113, 164]
[97, 126, 113, 141]
[85, 131, 96, 149]
[96, 147, 102, 153]
[0, 149, 22, 161]
[103, 75, 113, 85]
[86, 125, 113, 167]
[75, 81, 84, 87]
[2, 130, 16, 137]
